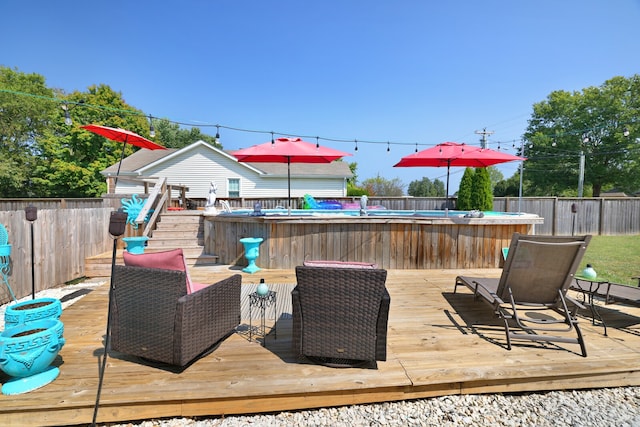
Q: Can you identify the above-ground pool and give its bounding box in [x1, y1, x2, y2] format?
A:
[206, 208, 543, 270]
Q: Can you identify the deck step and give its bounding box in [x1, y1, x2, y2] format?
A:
[84, 211, 217, 277]
[146, 238, 205, 248]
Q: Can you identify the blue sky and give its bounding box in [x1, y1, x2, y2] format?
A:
[2, 1, 640, 194]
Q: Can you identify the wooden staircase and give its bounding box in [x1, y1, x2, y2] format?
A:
[84, 210, 219, 277]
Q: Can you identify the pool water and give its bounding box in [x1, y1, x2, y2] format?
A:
[219, 208, 526, 218]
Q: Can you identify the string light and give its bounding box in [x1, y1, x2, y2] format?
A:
[0, 88, 636, 156]
[60, 100, 85, 125]
[316, 136, 319, 149]
[148, 115, 155, 138]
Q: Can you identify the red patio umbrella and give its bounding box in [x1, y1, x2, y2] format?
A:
[232, 137, 352, 209]
[81, 124, 166, 187]
[394, 141, 525, 201]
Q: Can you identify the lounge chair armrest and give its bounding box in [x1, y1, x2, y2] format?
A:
[564, 294, 586, 310]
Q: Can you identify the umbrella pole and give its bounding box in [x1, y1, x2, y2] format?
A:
[113, 140, 128, 189]
[287, 157, 291, 215]
[91, 237, 118, 426]
[445, 163, 450, 215]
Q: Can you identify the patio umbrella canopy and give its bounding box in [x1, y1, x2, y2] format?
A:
[394, 141, 525, 200]
[232, 137, 352, 209]
[81, 124, 166, 187]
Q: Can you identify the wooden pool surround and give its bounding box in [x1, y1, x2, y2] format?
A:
[204, 213, 543, 270]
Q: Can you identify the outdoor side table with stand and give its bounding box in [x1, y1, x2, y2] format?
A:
[571, 277, 609, 336]
[248, 289, 277, 346]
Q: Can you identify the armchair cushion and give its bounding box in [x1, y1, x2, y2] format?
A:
[123, 248, 206, 294]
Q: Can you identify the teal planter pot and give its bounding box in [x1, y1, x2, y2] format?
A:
[0, 319, 65, 395]
[122, 236, 149, 254]
[4, 297, 62, 329]
[0, 244, 10, 257]
[240, 237, 263, 274]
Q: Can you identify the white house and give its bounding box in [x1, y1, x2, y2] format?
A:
[101, 140, 353, 200]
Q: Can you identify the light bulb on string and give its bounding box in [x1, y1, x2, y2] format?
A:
[271, 132, 275, 146]
[215, 125, 220, 141]
[354, 139, 358, 151]
[60, 100, 84, 125]
[148, 115, 155, 138]
[387, 142, 390, 152]
[62, 104, 72, 125]
[316, 136, 319, 149]
[415, 143, 418, 153]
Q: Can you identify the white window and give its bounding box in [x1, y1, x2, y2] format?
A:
[228, 178, 240, 197]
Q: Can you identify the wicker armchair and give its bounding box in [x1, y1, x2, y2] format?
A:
[110, 265, 241, 367]
[292, 265, 390, 367]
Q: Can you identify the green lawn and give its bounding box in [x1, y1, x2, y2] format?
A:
[578, 235, 640, 286]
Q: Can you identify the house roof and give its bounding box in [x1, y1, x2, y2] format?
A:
[102, 148, 179, 175]
[101, 140, 352, 178]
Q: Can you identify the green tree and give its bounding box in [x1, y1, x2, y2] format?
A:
[361, 175, 404, 196]
[471, 167, 493, 210]
[523, 75, 640, 196]
[32, 84, 152, 197]
[153, 119, 219, 149]
[1, 68, 221, 197]
[456, 168, 474, 210]
[487, 166, 504, 190]
[0, 67, 56, 197]
[494, 172, 522, 197]
[407, 177, 445, 197]
[345, 161, 370, 196]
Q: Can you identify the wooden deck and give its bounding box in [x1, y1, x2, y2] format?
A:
[2, 267, 640, 426]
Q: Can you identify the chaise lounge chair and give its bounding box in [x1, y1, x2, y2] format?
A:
[292, 265, 390, 367]
[453, 233, 591, 357]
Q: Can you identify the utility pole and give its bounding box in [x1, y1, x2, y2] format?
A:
[475, 128, 494, 148]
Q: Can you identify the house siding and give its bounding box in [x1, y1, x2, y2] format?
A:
[110, 141, 348, 199]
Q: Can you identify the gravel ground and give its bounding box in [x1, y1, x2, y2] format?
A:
[104, 387, 640, 427]
[4, 283, 640, 427]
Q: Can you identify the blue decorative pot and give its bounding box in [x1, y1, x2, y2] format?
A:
[0, 244, 11, 257]
[256, 281, 269, 296]
[581, 264, 597, 280]
[0, 319, 65, 395]
[240, 237, 263, 274]
[122, 236, 149, 254]
[4, 297, 62, 329]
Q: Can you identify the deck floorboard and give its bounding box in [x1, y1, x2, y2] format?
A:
[1, 266, 640, 426]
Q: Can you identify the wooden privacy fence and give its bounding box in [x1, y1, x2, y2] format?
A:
[0, 208, 113, 304]
[0, 196, 639, 303]
[493, 197, 640, 236]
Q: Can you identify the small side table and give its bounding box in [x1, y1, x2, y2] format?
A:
[248, 290, 277, 346]
[572, 277, 609, 336]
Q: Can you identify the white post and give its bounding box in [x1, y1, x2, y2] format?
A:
[577, 151, 585, 198]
